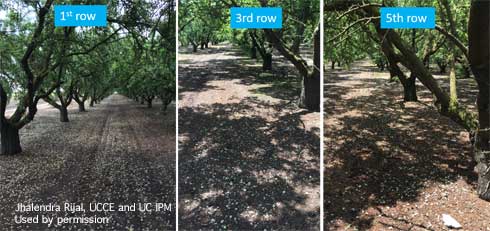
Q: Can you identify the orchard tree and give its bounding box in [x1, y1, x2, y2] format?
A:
[0, 0, 174, 155]
[179, 0, 228, 52]
[0, 0, 59, 155]
[326, 0, 489, 200]
[469, 0, 490, 201]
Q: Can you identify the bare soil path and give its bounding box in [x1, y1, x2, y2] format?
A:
[325, 61, 490, 231]
[0, 94, 176, 230]
[179, 44, 320, 230]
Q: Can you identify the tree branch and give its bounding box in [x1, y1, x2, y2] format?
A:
[435, 25, 469, 60]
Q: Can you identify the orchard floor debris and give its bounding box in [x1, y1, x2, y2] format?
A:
[0, 95, 176, 230]
[325, 61, 490, 231]
[178, 44, 320, 230]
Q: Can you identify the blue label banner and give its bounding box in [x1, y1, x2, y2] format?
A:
[54, 5, 107, 27]
[230, 7, 282, 29]
[380, 7, 435, 29]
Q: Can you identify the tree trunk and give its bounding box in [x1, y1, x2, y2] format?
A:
[1, 122, 22, 155]
[439, 0, 460, 112]
[388, 67, 397, 82]
[299, 72, 320, 111]
[402, 29, 417, 102]
[469, 0, 490, 201]
[299, 23, 320, 112]
[262, 53, 272, 71]
[78, 101, 86, 112]
[163, 98, 172, 112]
[251, 45, 257, 59]
[449, 61, 458, 110]
[403, 73, 418, 101]
[74, 95, 86, 112]
[331, 61, 335, 70]
[60, 106, 69, 122]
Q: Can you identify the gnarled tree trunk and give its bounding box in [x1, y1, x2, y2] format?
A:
[469, 0, 490, 201]
[0, 122, 22, 155]
[77, 101, 86, 112]
[74, 94, 87, 112]
[0, 84, 22, 155]
[299, 71, 320, 111]
[298, 24, 320, 111]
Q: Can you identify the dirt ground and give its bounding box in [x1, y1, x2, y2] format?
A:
[178, 43, 320, 230]
[325, 61, 490, 231]
[0, 95, 176, 230]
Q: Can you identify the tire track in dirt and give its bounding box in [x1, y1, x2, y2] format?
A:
[89, 95, 175, 230]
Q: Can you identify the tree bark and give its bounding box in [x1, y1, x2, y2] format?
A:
[439, 0, 460, 111]
[1, 122, 22, 155]
[78, 101, 86, 112]
[449, 62, 458, 109]
[469, 0, 490, 201]
[251, 45, 257, 59]
[404, 73, 418, 101]
[60, 106, 69, 122]
[73, 94, 87, 112]
[299, 24, 321, 111]
[262, 53, 272, 71]
[299, 71, 320, 111]
[249, 31, 273, 71]
[376, 27, 417, 101]
[261, 23, 320, 111]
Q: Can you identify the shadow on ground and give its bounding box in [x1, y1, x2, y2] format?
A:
[324, 64, 478, 230]
[179, 97, 319, 230]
